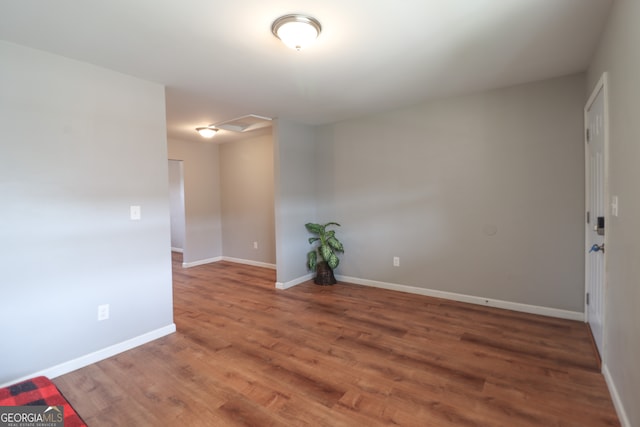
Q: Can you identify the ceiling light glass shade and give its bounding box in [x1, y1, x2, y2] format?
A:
[196, 126, 218, 138]
[272, 15, 321, 50]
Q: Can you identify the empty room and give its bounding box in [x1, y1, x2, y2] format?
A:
[0, 1, 638, 426]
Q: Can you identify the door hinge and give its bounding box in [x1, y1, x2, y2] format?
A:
[586, 128, 590, 142]
[586, 292, 590, 305]
[587, 211, 590, 224]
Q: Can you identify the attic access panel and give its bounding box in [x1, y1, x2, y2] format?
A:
[215, 114, 272, 133]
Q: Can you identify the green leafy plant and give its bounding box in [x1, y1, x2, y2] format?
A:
[306, 222, 344, 271]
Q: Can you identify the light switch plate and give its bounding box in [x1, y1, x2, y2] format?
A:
[130, 205, 141, 220]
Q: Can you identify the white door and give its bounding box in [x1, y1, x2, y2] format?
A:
[584, 73, 608, 358]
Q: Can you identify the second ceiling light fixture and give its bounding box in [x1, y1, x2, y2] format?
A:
[271, 14, 322, 50]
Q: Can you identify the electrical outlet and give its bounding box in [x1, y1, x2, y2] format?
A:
[253, 241, 258, 250]
[393, 256, 400, 267]
[97, 304, 109, 321]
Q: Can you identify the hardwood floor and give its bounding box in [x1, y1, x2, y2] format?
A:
[54, 253, 620, 426]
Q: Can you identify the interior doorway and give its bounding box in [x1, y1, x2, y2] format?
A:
[168, 159, 186, 253]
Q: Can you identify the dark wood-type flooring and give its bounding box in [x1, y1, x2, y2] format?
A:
[54, 253, 620, 426]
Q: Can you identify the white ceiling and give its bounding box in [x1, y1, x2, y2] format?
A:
[0, 0, 612, 143]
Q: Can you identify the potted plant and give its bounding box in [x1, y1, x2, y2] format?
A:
[305, 222, 344, 285]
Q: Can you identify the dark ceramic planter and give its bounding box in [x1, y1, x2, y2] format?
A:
[314, 261, 337, 285]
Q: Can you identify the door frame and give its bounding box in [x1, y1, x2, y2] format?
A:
[584, 72, 610, 362]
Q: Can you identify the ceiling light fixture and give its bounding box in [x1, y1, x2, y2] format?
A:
[195, 126, 218, 138]
[271, 14, 321, 50]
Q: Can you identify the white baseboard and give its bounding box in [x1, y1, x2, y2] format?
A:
[182, 256, 222, 268]
[603, 363, 631, 427]
[276, 273, 314, 289]
[171, 247, 183, 253]
[335, 275, 584, 321]
[222, 257, 276, 270]
[182, 256, 275, 270]
[274, 272, 583, 321]
[0, 324, 176, 388]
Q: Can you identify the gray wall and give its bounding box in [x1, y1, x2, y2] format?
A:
[0, 42, 174, 384]
[316, 74, 586, 312]
[220, 133, 275, 264]
[167, 139, 222, 264]
[273, 119, 317, 284]
[588, 0, 640, 425]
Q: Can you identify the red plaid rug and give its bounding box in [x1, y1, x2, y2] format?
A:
[0, 376, 86, 427]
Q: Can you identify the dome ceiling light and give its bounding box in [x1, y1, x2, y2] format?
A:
[195, 126, 218, 138]
[271, 14, 322, 51]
